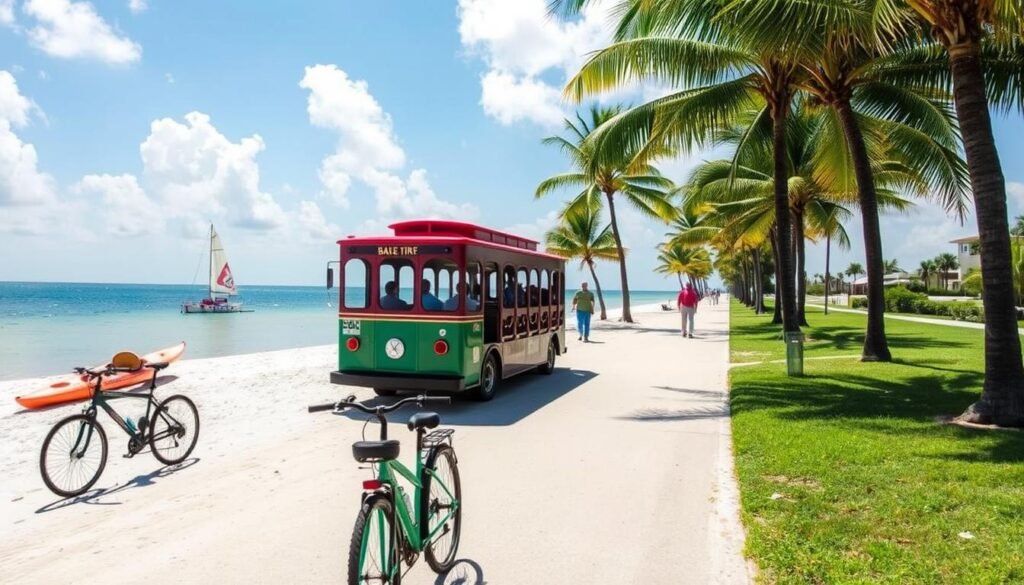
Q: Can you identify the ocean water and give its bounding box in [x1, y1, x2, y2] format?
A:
[0, 282, 676, 380]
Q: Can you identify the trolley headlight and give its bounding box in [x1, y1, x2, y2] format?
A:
[433, 340, 449, 356]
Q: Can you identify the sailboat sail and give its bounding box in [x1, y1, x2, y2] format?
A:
[209, 227, 237, 296]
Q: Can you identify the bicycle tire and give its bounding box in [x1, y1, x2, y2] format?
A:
[348, 494, 402, 585]
[40, 414, 108, 498]
[422, 444, 462, 573]
[149, 394, 200, 465]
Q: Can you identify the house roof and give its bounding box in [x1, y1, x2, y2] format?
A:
[950, 235, 979, 244]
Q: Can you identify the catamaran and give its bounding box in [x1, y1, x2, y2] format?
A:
[181, 224, 248, 314]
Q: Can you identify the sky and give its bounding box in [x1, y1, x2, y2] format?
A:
[0, 1, 1023, 291]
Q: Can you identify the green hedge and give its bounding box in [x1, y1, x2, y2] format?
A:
[848, 288, 983, 322]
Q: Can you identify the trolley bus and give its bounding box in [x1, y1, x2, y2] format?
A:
[327, 220, 567, 400]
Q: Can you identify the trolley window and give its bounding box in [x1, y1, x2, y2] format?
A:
[422, 258, 459, 312]
[378, 259, 414, 311]
[343, 259, 370, 309]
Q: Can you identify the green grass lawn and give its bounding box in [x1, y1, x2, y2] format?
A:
[729, 300, 1024, 584]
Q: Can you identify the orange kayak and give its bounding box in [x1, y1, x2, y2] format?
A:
[14, 342, 186, 410]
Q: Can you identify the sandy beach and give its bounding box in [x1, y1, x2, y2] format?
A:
[0, 301, 746, 584]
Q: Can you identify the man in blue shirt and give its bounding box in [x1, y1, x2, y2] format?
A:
[380, 281, 410, 310]
[421, 279, 443, 311]
[443, 282, 479, 311]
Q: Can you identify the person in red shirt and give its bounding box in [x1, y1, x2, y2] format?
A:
[677, 282, 700, 338]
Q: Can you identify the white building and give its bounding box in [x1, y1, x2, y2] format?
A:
[951, 235, 982, 287]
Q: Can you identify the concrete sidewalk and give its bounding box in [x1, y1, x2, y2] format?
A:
[0, 302, 747, 584]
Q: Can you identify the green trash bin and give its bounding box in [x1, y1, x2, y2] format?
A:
[785, 332, 805, 376]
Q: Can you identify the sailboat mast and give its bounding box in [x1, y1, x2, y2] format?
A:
[208, 223, 213, 299]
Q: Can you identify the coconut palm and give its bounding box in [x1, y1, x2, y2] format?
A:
[919, 259, 938, 288]
[883, 258, 902, 273]
[846, 262, 865, 284]
[869, 0, 1024, 424]
[935, 252, 959, 290]
[656, 244, 713, 289]
[536, 106, 676, 323]
[543, 204, 621, 321]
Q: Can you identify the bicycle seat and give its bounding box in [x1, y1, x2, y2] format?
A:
[352, 440, 400, 462]
[408, 412, 440, 431]
[148, 361, 170, 371]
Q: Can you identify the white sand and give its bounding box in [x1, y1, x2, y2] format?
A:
[0, 300, 747, 584]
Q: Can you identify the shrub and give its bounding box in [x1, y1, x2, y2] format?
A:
[807, 283, 825, 295]
[947, 302, 984, 322]
[905, 280, 927, 293]
[851, 297, 867, 309]
[885, 286, 928, 313]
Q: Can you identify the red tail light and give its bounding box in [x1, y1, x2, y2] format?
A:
[363, 479, 382, 490]
[433, 340, 449, 355]
[346, 337, 360, 352]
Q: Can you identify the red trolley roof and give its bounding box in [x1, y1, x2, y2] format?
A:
[338, 220, 562, 260]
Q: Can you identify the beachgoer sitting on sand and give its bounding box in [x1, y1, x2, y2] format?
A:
[421, 279, 443, 311]
[380, 281, 410, 310]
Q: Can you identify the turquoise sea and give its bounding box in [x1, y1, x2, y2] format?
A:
[0, 282, 676, 380]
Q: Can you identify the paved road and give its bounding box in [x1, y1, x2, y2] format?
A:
[0, 302, 747, 584]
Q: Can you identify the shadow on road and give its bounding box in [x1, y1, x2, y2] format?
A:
[435, 559, 487, 584]
[343, 367, 597, 427]
[35, 457, 200, 513]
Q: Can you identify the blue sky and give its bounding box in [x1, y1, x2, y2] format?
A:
[1, 0, 1023, 292]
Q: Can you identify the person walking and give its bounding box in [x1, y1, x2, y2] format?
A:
[572, 281, 595, 342]
[678, 282, 699, 338]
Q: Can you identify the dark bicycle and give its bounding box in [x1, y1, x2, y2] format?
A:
[39, 351, 200, 498]
[309, 394, 460, 584]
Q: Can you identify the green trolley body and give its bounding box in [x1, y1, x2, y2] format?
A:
[329, 220, 566, 395]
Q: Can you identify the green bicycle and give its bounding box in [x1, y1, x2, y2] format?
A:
[309, 394, 461, 584]
[39, 352, 200, 498]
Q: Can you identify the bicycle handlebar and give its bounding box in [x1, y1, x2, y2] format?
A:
[307, 395, 451, 414]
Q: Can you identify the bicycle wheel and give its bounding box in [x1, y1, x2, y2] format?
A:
[422, 445, 462, 573]
[149, 395, 200, 465]
[348, 494, 402, 585]
[40, 414, 108, 498]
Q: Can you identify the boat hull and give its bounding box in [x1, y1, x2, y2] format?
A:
[14, 342, 187, 410]
[182, 302, 243, 313]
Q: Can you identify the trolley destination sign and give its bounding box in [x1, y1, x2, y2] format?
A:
[348, 245, 453, 256]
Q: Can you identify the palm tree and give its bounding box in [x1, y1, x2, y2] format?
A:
[536, 106, 676, 323]
[1012, 215, 1024, 237]
[656, 244, 713, 289]
[875, 0, 1024, 423]
[846, 262, 865, 290]
[935, 252, 959, 290]
[543, 204, 621, 321]
[818, 204, 852, 315]
[919, 259, 938, 288]
[560, 2, 808, 333]
[883, 258, 902, 274]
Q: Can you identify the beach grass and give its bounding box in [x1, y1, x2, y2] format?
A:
[729, 300, 1024, 584]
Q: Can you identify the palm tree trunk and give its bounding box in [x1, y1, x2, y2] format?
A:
[586, 259, 608, 321]
[947, 42, 1024, 426]
[794, 208, 809, 326]
[770, 96, 799, 332]
[836, 100, 892, 362]
[753, 247, 765, 314]
[824, 232, 831, 316]
[770, 228, 783, 325]
[604, 190, 633, 323]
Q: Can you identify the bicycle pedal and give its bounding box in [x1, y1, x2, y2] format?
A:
[123, 452, 135, 459]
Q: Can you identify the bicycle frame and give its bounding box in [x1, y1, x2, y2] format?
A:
[358, 445, 459, 579]
[71, 369, 180, 455]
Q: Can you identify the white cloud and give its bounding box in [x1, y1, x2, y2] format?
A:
[140, 111, 285, 230]
[23, 0, 142, 65]
[128, 0, 146, 14]
[457, 0, 614, 127]
[503, 209, 559, 246]
[479, 71, 564, 127]
[296, 200, 339, 240]
[0, 0, 15, 25]
[300, 64, 478, 220]
[164, 72, 174, 84]
[0, 71, 55, 207]
[1007, 181, 1024, 210]
[73, 173, 161, 237]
